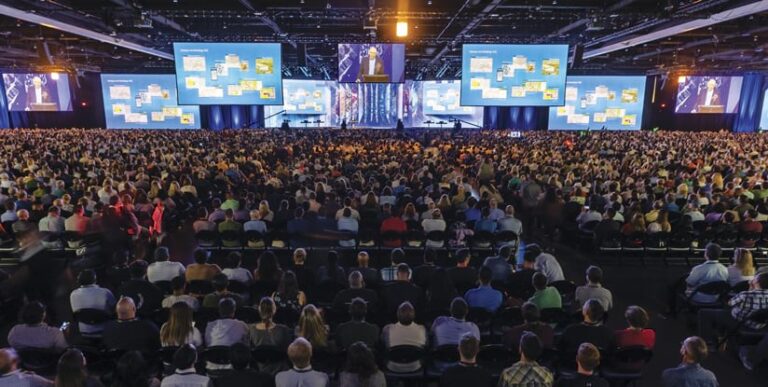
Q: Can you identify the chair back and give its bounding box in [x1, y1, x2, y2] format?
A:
[431, 344, 460, 363]
[203, 346, 231, 366]
[73, 308, 112, 325]
[387, 345, 425, 365]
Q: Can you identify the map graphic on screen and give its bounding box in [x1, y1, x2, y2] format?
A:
[264, 80, 337, 128]
[2, 72, 72, 112]
[173, 42, 283, 105]
[101, 74, 200, 129]
[404, 80, 483, 128]
[460, 44, 569, 106]
[675, 75, 743, 114]
[338, 43, 405, 83]
[548, 76, 646, 131]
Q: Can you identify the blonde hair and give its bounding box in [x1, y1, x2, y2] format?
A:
[160, 302, 195, 346]
[297, 304, 327, 348]
[734, 249, 756, 277]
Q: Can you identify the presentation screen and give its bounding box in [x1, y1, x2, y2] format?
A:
[338, 83, 403, 128]
[760, 89, 768, 130]
[264, 80, 337, 128]
[404, 80, 483, 128]
[173, 42, 283, 105]
[548, 76, 646, 131]
[2, 72, 72, 111]
[675, 75, 742, 114]
[460, 44, 568, 106]
[338, 43, 405, 83]
[101, 74, 200, 129]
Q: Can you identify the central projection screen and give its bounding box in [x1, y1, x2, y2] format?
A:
[101, 74, 200, 129]
[338, 43, 405, 83]
[460, 44, 568, 106]
[548, 76, 646, 131]
[173, 42, 283, 105]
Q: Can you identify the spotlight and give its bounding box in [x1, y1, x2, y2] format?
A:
[396, 21, 408, 37]
[677, 76, 686, 83]
[50, 72, 59, 80]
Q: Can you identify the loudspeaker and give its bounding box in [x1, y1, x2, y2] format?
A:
[570, 44, 583, 69]
[297, 44, 307, 67]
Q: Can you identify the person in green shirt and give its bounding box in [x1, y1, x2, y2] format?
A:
[218, 209, 243, 247]
[528, 272, 562, 310]
[220, 192, 240, 211]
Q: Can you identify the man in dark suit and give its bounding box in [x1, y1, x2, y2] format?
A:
[356, 46, 386, 82]
[25, 76, 52, 110]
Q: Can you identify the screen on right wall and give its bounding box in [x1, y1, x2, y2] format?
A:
[675, 75, 743, 114]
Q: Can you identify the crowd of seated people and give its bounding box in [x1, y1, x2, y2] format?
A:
[0, 128, 767, 385]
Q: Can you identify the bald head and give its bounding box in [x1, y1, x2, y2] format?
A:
[116, 297, 136, 320]
[0, 348, 19, 374]
[287, 337, 313, 369]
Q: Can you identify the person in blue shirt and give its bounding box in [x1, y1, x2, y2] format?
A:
[474, 207, 497, 234]
[686, 243, 728, 304]
[483, 244, 515, 283]
[661, 336, 718, 387]
[464, 266, 503, 313]
[464, 198, 481, 224]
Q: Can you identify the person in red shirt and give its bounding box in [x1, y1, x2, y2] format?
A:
[380, 204, 406, 247]
[739, 209, 763, 237]
[615, 305, 656, 349]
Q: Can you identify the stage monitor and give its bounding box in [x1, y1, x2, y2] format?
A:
[460, 44, 568, 106]
[548, 76, 646, 131]
[101, 74, 200, 129]
[338, 43, 405, 83]
[2, 72, 72, 111]
[173, 42, 283, 105]
[404, 80, 483, 128]
[264, 79, 337, 128]
[675, 75, 743, 114]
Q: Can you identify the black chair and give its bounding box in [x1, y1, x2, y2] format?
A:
[72, 308, 112, 337]
[740, 232, 761, 249]
[477, 344, 516, 380]
[549, 280, 577, 306]
[731, 280, 750, 294]
[158, 346, 179, 376]
[495, 230, 518, 248]
[228, 280, 249, 295]
[540, 308, 570, 327]
[244, 230, 267, 249]
[187, 280, 213, 295]
[384, 345, 425, 380]
[195, 230, 218, 248]
[380, 230, 403, 248]
[235, 306, 260, 324]
[274, 308, 300, 326]
[17, 348, 63, 374]
[644, 232, 670, 254]
[471, 231, 495, 249]
[467, 307, 495, 339]
[202, 346, 231, 368]
[251, 345, 288, 368]
[404, 230, 425, 248]
[153, 280, 173, 295]
[680, 281, 731, 312]
[425, 230, 447, 248]
[220, 230, 243, 248]
[312, 347, 340, 376]
[601, 346, 653, 386]
[426, 344, 459, 378]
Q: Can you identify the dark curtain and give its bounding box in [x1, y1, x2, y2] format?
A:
[0, 78, 10, 129]
[483, 106, 547, 130]
[201, 105, 264, 131]
[733, 72, 766, 133]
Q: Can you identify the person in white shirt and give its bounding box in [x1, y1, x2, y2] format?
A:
[147, 247, 185, 284]
[497, 205, 523, 235]
[382, 302, 427, 373]
[422, 209, 447, 248]
[526, 244, 565, 283]
[276, 338, 330, 387]
[684, 204, 706, 223]
[162, 277, 199, 311]
[221, 252, 253, 284]
[64, 204, 89, 235]
[160, 344, 211, 387]
[70, 270, 115, 335]
[686, 243, 728, 304]
[243, 210, 267, 234]
[0, 348, 52, 387]
[575, 266, 614, 312]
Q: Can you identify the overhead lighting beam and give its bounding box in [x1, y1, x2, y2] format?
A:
[0, 4, 173, 60]
[584, 0, 768, 59]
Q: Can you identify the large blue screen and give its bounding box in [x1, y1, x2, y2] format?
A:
[101, 74, 200, 129]
[461, 44, 568, 106]
[548, 76, 646, 131]
[404, 80, 483, 128]
[264, 80, 337, 128]
[173, 42, 283, 105]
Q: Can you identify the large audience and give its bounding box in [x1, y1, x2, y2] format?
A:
[0, 128, 767, 386]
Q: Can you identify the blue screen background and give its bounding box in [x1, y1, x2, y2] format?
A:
[173, 42, 283, 105]
[264, 80, 336, 128]
[461, 44, 568, 106]
[548, 76, 646, 131]
[101, 74, 200, 129]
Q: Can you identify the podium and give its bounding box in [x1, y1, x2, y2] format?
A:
[362, 74, 390, 83]
[29, 103, 58, 111]
[698, 105, 725, 114]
